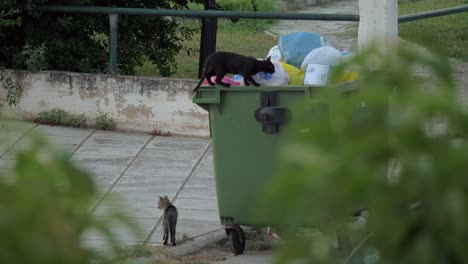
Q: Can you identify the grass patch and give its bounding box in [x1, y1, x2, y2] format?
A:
[117, 244, 154, 259]
[34, 108, 87, 128]
[136, 30, 278, 79]
[95, 113, 117, 131]
[399, 0, 468, 61]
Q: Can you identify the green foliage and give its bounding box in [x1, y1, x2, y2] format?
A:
[35, 108, 87, 128]
[0, 9, 21, 28]
[95, 113, 117, 131]
[0, 0, 205, 76]
[399, 0, 468, 61]
[14, 43, 48, 71]
[261, 43, 468, 263]
[0, 67, 18, 107]
[0, 131, 140, 263]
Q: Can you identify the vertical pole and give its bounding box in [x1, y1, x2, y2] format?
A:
[198, 0, 217, 78]
[109, 14, 119, 74]
[358, 0, 398, 52]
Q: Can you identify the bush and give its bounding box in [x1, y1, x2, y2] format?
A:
[0, 0, 205, 76]
[261, 43, 468, 263]
[34, 108, 87, 128]
[95, 113, 117, 131]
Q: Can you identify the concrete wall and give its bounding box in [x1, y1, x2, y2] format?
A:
[0, 70, 210, 137]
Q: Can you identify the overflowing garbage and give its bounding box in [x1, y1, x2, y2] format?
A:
[227, 31, 359, 87]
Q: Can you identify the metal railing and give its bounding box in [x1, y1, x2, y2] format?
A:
[6, 4, 468, 75]
[398, 5, 468, 23]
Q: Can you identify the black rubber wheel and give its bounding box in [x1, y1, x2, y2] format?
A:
[228, 227, 246, 256]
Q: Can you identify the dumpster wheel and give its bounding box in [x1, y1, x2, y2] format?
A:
[226, 225, 245, 255]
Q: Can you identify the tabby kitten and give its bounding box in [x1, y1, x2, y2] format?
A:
[158, 195, 178, 246]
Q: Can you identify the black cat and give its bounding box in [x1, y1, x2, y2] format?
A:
[192, 51, 275, 93]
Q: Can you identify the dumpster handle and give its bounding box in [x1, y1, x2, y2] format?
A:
[254, 91, 290, 134]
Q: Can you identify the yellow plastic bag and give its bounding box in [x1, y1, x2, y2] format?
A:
[337, 71, 359, 83]
[279, 62, 304, 85]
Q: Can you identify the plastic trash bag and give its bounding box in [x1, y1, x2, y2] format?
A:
[279, 62, 304, 85]
[253, 62, 288, 86]
[279, 32, 326, 68]
[202, 76, 242, 86]
[232, 62, 289, 86]
[267, 45, 283, 63]
[301, 46, 343, 70]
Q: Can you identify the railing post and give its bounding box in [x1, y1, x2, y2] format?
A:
[109, 14, 119, 74]
[358, 0, 398, 52]
[198, 0, 217, 78]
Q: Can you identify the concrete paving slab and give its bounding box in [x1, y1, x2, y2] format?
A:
[81, 239, 149, 252]
[34, 124, 93, 137]
[124, 163, 192, 178]
[139, 148, 205, 160]
[176, 209, 220, 222]
[83, 131, 151, 148]
[117, 175, 186, 187]
[83, 217, 157, 242]
[101, 194, 161, 207]
[75, 146, 142, 157]
[109, 185, 180, 198]
[72, 154, 134, 166]
[191, 166, 216, 180]
[77, 163, 128, 177]
[173, 198, 219, 211]
[177, 187, 218, 200]
[147, 137, 210, 150]
[0, 119, 36, 131]
[131, 157, 196, 170]
[203, 149, 213, 161]
[40, 135, 87, 145]
[184, 178, 216, 189]
[149, 219, 222, 243]
[2, 142, 77, 160]
[94, 205, 162, 219]
[0, 132, 24, 143]
[1, 121, 218, 249]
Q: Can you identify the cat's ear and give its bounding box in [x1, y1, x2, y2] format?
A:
[266, 56, 271, 62]
[164, 195, 169, 199]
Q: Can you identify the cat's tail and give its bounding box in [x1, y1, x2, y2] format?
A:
[169, 217, 177, 246]
[192, 64, 209, 94]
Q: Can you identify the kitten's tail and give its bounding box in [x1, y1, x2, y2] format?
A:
[169, 217, 177, 246]
[192, 64, 209, 94]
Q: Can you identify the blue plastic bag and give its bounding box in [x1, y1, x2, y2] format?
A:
[278, 32, 326, 69]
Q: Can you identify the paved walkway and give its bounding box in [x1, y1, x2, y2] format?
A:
[269, 0, 359, 51]
[0, 120, 221, 248]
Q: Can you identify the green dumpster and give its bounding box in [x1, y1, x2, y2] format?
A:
[193, 85, 354, 255]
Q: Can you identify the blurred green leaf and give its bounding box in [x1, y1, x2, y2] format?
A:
[262, 42, 468, 263]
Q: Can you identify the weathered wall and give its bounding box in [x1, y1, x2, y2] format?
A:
[0, 70, 210, 137]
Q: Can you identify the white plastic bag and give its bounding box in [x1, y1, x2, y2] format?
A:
[253, 62, 288, 86]
[232, 62, 289, 86]
[301, 46, 342, 70]
[267, 45, 283, 63]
